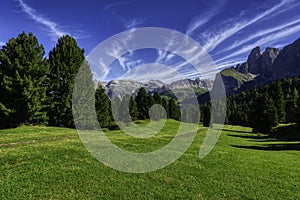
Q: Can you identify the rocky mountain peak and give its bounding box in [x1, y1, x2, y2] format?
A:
[247, 46, 262, 74]
[272, 37, 300, 79]
[261, 47, 280, 76]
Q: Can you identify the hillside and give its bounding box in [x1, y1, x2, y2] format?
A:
[210, 37, 300, 96]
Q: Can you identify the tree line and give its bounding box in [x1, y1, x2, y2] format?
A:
[202, 78, 300, 133]
[0, 32, 181, 130]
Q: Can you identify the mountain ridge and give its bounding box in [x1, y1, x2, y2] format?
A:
[211, 37, 300, 95]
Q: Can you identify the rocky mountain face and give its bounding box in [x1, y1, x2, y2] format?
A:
[212, 37, 300, 95]
[272, 37, 300, 79]
[236, 46, 280, 76]
[99, 78, 213, 100]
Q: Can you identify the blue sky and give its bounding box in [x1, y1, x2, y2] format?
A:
[1, 0, 300, 82]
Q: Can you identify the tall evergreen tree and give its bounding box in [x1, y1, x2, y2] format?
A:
[168, 98, 180, 120]
[95, 85, 112, 128]
[129, 96, 138, 121]
[161, 97, 168, 117]
[48, 35, 85, 127]
[136, 87, 149, 119]
[111, 97, 121, 121]
[0, 32, 49, 128]
[269, 81, 286, 122]
[72, 60, 96, 129]
[251, 93, 278, 133]
[203, 103, 211, 127]
[153, 91, 162, 105]
[151, 92, 165, 121]
[118, 95, 132, 124]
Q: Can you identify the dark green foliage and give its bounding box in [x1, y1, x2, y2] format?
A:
[47, 35, 85, 128]
[129, 96, 138, 121]
[95, 85, 112, 128]
[150, 92, 165, 121]
[167, 98, 180, 120]
[223, 78, 300, 129]
[269, 81, 286, 122]
[72, 60, 96, 130]
[153, 91, 162, 105]
[136, 87, 149, 119]
[250, 93, 278, 133]
[111, 97, 121, 121]
[0, 32, 49, 128]
[162, 97, 168, 117]
[118, 95, 132, 124]
[181, 105, 200, 123]
[202, 103, 211, 127]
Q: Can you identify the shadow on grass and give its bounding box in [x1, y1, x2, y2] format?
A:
[222, 129, 253, 134]
[231, 143, 300, 151]
[228, 134, 268, 140]
[229, 124, 300, 151]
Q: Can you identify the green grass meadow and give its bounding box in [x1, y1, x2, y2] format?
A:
[0, 120, 299, 199]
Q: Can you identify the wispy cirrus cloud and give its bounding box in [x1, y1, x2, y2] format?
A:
[201, 0, 295, 52]
[221, 17, 300, 53]
[124, 18, 144, 30]
[0, 41, 5, 46]
[186, 0, 225, 36]
[215, 23, 300, 64]
[17, 0, 88, 41]
[17, 0, 68, 40]
[104, 1, 130, 10]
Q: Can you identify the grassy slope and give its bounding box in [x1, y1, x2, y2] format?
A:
[0, 121, 299, 199]
[220, 68, 255, 83]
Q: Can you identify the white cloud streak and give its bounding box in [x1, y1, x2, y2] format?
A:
[201, 0, 294, 52]
[222, 17, 300, 53]
[186, 0, 225, 36]
[215, 23, 300, 64]
[0, 41, 5, 46]
[17, 0, 86, 41]
[124, 18, 144, 30]
[104, 1, 130, 10]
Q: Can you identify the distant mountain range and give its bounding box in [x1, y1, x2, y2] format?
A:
[96, 37, 300, 102]
[211, 37, 300, 95]
[97, 78, 213, 100]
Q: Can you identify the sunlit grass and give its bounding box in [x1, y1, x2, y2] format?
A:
[0, 121, 299, 199]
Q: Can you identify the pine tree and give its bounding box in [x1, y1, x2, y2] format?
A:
[203, 103, 211, 127]
[269, 81, 286, 122]
[0, 32, 49, 128]
[72, 60, 96, 129]
[95, 85, 112, 128]
[251, 93, 278, 133]
[48, 35, 85, 127]
[136, 87, 149, 119]
[129, 96, 138, 121]
[111, 97, 121, 122]
[168, 98, 180, 120]
[151, 92, 165, 121]
[162, 97, 168, 117]
[153, 91, 162, 105]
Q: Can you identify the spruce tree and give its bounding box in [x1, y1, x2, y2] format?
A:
[269, 81, 286, 122]
[95, 85, 112, 128]
[136, 87, 149, 119]
[153, 91, 162, 105]
[72, 60, 96, 129]
[0, 32, 49, 128]
[168, 98, 180, 120]
[203, 103, 211, 127]
[251, 93, 278, 133]
[129, 96, 138, 121]
[162, 97, 168, 117]
[111, 97, 121, 121]
[151, 92, 165, 121]
[48, 35, 85, 127]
